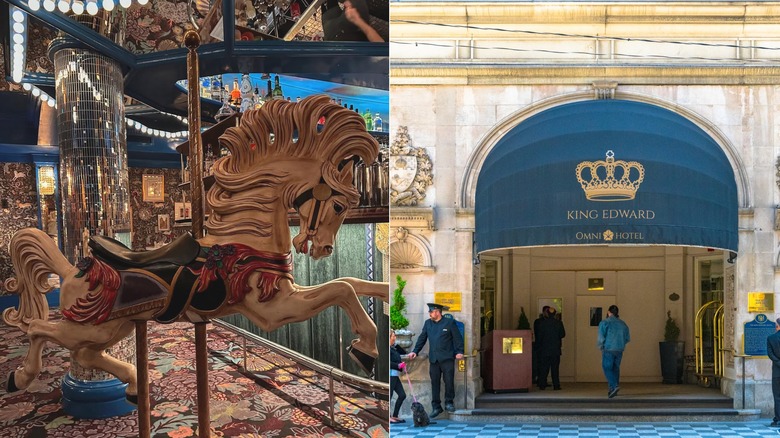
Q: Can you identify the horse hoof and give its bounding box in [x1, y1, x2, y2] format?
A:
[7, 371, 19, 392]
[126, 393, 138, 406]
[347, 345, 376, 375]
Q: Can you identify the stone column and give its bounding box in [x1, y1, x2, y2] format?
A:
[52, 46, 135, 418]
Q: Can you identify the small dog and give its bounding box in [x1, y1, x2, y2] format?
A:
[411, 401, 431, 427]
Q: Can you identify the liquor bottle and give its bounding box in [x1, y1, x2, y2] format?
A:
[240, 74, 254, 112]
[266, 80, 273, 101]
[254, 86, 263, 108]
[210, 76, 222, 100]
[296, 96, 301, 102]
[272, 75, 284, 100]
[373, 113, 383, 132]
[230, 78, 241, 106]
[182, 160, 190, 183]
[363, 108, 373, 131]
[204, 148, 215, 175]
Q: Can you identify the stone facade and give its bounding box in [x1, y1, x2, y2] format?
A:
[390, 2, 780, 416]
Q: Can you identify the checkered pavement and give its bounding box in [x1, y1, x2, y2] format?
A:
[389, 420, 780, 437]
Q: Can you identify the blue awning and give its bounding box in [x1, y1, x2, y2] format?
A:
[475, 100, 738, 252]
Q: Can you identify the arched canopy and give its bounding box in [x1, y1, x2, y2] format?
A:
[475, 100, 738, 253]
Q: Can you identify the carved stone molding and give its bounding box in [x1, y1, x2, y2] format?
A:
[390, 206, 435, 231]
[389, 226, 434, 272]
[592, 81, 617, 99]
[390, 126, 433, 206]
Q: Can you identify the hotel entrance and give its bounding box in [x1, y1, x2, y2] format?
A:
[473, 98, 739, 411]
[479, 246, 725, 384]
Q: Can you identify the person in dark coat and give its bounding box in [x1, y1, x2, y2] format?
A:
[533, 306, 550, 387]
[389, 330, 408, 424]
[767, 317, 780, 427]
[536, 306, 566, 390]
[407, 303, 464, 418]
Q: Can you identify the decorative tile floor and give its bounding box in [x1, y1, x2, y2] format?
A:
[389, 420, 780, 437]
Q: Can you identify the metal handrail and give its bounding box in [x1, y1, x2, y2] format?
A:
[211, 319, 389, 425]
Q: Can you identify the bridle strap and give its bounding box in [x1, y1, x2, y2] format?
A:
[293, 178, 343, 234]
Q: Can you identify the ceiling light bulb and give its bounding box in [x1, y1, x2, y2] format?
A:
[12, 10, 25, 22]
[31, 87, 40, 97]
[13, 33, 24, 44]
[72, 1, 84, 14]
[47, 99, 55, 107]
[119, 0, 131, 8]
[11, 72, 23, 83]
[40, 94, 49, 102]
[57, 0, 69, 13]
[86, 0, 98, 14]
[29, 0, 41, 10]
[22, 83, 31, 91]
[138, 0, 148, 4]
[102, 0, 114, 11]
[43, 0, 55, 11]
[13, 22, 25, 34]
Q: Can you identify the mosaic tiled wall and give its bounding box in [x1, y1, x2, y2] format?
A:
[128, 167, 190, 250]
[0, 163, 40, 294]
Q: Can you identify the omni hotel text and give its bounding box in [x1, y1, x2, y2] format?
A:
[566, 209, 656, 220]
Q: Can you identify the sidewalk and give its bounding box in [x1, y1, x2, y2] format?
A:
[389, 419, 780, 437]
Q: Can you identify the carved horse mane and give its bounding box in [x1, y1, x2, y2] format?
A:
[206, 95, 377, 237]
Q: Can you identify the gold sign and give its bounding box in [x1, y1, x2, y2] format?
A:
[748, 292, 774, 313]
[434, 292, 461, 312]
[502, 337, 523, 354]
[588, 278, 604, 291]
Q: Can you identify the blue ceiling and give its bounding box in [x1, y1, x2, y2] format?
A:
[1, 0, 389, 168]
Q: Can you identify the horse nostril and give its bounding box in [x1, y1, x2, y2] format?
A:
[324, 245, 333, 254]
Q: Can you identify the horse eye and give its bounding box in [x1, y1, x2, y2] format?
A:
[334, 203, 345, 214]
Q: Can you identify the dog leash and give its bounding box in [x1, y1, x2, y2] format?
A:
[403, 366, 419, 403]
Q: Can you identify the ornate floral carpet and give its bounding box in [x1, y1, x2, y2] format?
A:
[0, 313, 388, 437]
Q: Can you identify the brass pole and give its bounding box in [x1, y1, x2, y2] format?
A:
[195, 322, 210, 438]
[185, 30, 209, 438]
[135, 321, 150, 438]
[184, 30, 204, 239]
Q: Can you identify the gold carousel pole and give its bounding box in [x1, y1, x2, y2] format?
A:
[184, 30, 210, 438]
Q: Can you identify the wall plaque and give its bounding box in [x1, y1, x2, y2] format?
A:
[434, 292, 461, 312]
[743, 314, 776, 356]
[748, 292, 774, 313]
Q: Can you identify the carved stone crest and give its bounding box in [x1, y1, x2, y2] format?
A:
[390, 126, 432, 206]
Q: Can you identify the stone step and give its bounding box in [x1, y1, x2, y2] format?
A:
[449, 407, 762, 423]
[476, 396, 734, 409]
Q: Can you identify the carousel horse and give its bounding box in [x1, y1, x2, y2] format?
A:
[3, 95, 389, 403]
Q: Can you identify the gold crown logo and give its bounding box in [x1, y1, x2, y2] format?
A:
[576, 150, 644, 201]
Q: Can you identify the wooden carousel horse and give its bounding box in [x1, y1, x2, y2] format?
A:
[3, 95, 389, 404]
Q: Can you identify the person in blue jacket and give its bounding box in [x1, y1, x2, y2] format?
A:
[766, 317, 780, 427]
[597, 304, 630, 398]
[407, 303, 464, 418]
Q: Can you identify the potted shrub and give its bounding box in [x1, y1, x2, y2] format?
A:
[659, 310, 684, 384]
[390, 275, 414, 348]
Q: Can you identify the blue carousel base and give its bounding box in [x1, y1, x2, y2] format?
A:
[61, 373, 136, 419]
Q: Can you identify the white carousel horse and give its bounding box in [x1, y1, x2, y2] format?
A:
[3, 95, 389, 403]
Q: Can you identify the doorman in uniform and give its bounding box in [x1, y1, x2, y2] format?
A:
[407, 303, 465, 418]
